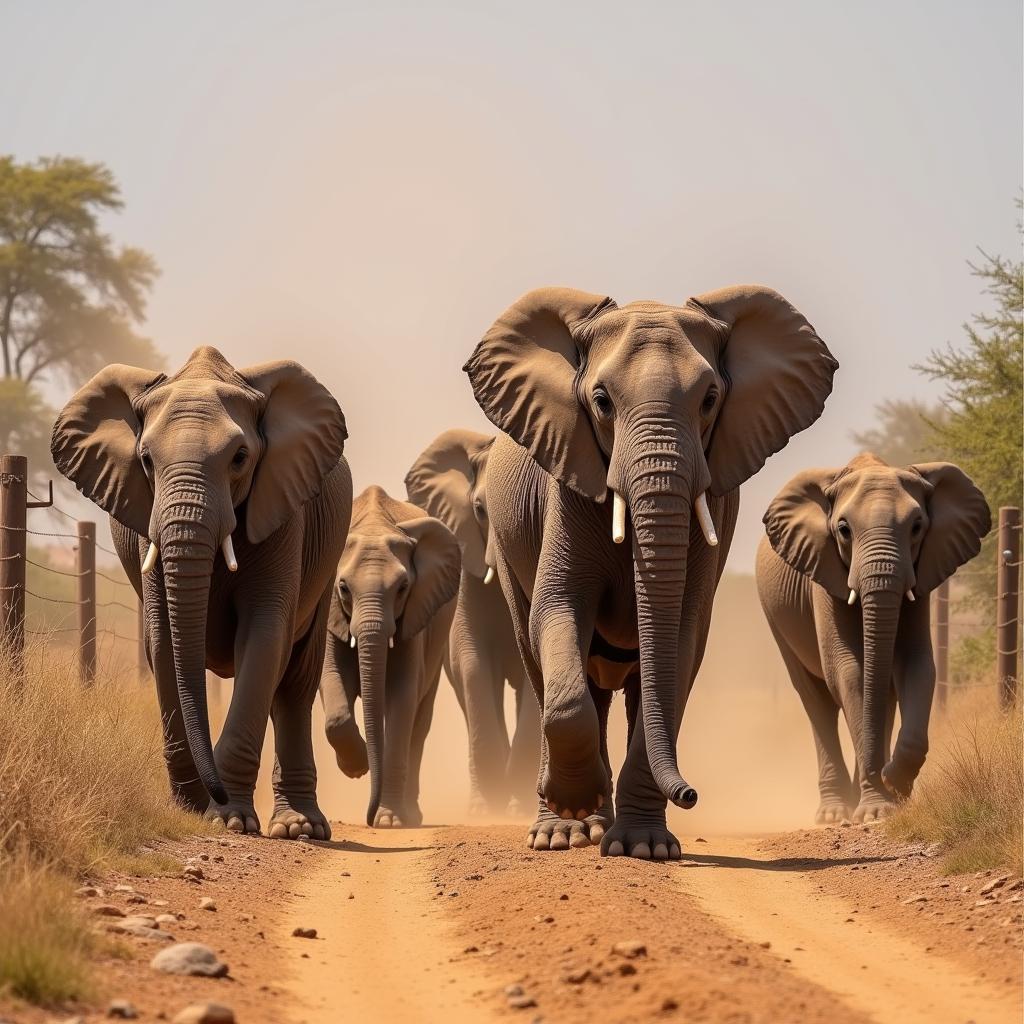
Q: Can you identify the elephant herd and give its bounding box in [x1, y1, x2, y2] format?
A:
[50, 283, 991, 860]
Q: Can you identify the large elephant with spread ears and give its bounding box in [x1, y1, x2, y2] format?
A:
[405, 428, 541, 816]
[51, 346, 351, 840]
[757, 453, 990, 823]
[464, 285, 838, 859]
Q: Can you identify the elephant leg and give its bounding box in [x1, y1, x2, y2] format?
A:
[209, 606, 293, 834]
[773, 628, 853, 823]
[268, 589, 333, 841]
[403, 674, 440, 827]
[374, 643, 419, 829]
[142, 565, 206, 813]
[321, 630, 368, 779]
[840, 663, 898, 823]
[505, 669, 541, 815]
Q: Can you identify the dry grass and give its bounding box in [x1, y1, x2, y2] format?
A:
[890, 687, 1023, 876]
[0, 637, 205, 1005]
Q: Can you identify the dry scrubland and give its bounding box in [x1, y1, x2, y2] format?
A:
[0, 640, 203, 1006]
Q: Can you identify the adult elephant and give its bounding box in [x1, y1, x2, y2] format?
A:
[405, 429, 541, 816]
[757, 454, 990, 823]
[320, 486, 460, 828]
[51, 346, 350, 840]
[464, 285, 838, 858]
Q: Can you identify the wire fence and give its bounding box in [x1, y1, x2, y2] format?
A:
[1, 454, 147, 684]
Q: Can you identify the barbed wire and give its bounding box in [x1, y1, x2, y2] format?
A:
[96, 599, 138, 613]
[24, 589, 87, 605]
[96, 569, 132, 587]
[97, 628, 141, 644]
[0, 523, 78, 540]
[25, 558, 86, 578]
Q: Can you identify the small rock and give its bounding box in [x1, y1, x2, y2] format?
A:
[292, 927, 317, 939]
[183, 865, 204, 881]
[297, 834, 311, 844]
[151, 942, 229, 978]
[113, 885, 135, 894]
[979, 875, 1011, 896]
[923, 842, 943, 857]
[125, 893, 148, 905]
[171, 1004, 235, 1024]
[92, 904, 126, 917]
[199, 897, 217, 912]
[1005, 878, 1024, 892]
[107, 1000, 137, 1019]
[694, 837, 707, 844]
[901, 895, 928, 905]
[974, 898, 997, 908]
[617, 962, 637, 976]
[75, 885, 102, 898]
[504, 984, 524, 997]
[561, 966, 591, 984]
[508, 995, 537, 1010]
[156, 914, 179, 925]
[661, 997, 679, 1011]
[759, 941, 771, 949]
[612, 940, 647, 959]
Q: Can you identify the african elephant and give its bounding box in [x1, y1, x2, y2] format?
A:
[757, 453, 991, 823]
[320, 485, 460, 827]
[463, 285, 837, 858]
[405, 429, 541, 816]
[51, 346, 351, 840]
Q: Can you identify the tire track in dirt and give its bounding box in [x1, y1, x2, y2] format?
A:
[678, 835, 1021, 1024]
[280, 827, 499, 1023]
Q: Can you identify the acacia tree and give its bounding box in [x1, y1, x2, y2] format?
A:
[850, 398, 949, 467]
[0, 157, 160, 471]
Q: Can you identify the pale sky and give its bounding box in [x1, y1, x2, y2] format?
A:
[3, 0, 1021, 569]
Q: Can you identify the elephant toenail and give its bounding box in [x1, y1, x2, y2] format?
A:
[606, 840, 625, 856]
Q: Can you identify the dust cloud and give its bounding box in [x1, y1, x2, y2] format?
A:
[228, 573, 846, 838]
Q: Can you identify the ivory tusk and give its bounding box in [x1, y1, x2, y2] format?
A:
[906, 589, 915, 602]
[222, 534, 238, 572]
[848, 589, 857, 606]
[141, 542, 159, 575]
[612, 490, 626, 544]
[388, 637, 394, 649]
[350, 635, 356, 649]
[695, 492, 718, 547]
[484, 566, 495, 585]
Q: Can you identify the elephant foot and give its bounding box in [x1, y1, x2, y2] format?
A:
[467, 791, 491, 817]
[373, 802, 421, 829]
[326, 723, 369, 779]
[506, 795, 531, 819]
[269, 796, 331, 841]
[814, 797, 852, 826]
[527, 804, 613, 851]
[852, 792, 896, 823]
[599, 812, 681, 861]
[540, 756, 611, 823]
[881, 761, 915, 801]
[206, 797, 261, 835]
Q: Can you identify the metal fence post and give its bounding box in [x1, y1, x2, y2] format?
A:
[76, 520, 96, 684]
[997, 506, 1021, 708]
[0, 454, 27, 669]
[934, 577, 950, 710]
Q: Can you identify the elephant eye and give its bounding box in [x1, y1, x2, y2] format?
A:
[912, 518, 924, 535]
[232, 447, 248, 468]
[701, 388, 719, 416]
[592, 387, 613, 419]
[836, 520, 851, 541]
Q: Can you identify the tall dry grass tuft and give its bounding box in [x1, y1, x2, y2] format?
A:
[0, 636, 204, 1004]
[890, 687, 1023, 876]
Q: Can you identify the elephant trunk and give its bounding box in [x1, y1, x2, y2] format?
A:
[859, 573, 903, 790]
[160, 480, 227, 806]
[624, 416, 700, 810]
[356, 616, 388, 827]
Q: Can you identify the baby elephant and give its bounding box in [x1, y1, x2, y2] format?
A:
[757, 454, 990, 823]
[320, 486, 460, 827]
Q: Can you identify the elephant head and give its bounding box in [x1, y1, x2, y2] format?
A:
[405, 428, 497, 583]
[464, 285, 838, 809]
[51, 346, 347, 805]
[329, 486, 460, 825]
[764, 453, 991, 795]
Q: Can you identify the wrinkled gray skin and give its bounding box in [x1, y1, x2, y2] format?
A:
[464, 285, 838, 858]
[406, 429, 541, 816]
[320, 486, 460, 827]
[757, 453, 991, 823]
[51, 347, 351, 839]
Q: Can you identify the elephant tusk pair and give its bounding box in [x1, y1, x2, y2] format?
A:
[610, 489, 718, 547]
[483, 565, 495, 585]
[848, 589, 916, 605]
[350, 635, 395, 649]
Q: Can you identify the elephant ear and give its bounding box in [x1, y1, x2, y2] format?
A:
[405, 429, 491, 578]
[397, 516, 461, 639]
[911, 462, 992, 595]
[464, 287, 615, 501]
[690, 286, 839, 496]
[50, 364, 164, 537]
[327, 583, 351, 644]
[763, 468, 849, 600]
[241, 360, 347, 544]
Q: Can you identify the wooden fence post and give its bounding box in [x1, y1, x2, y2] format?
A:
[77, 520, 96, 684]
[934, 577, 950, 710]
[997, 506, 1021, 708]
[0, 454, 27, 669]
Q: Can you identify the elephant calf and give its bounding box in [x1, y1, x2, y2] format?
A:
[51, 346, 351, 839]
[757, 454, 990, 823]
[405, 429, 541, 817]
[320, 485, 460, 827]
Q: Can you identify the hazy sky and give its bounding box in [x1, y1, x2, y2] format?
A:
[3, 1, 1021, 569]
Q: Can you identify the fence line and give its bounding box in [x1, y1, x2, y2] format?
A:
[1, 453, 148, 684]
